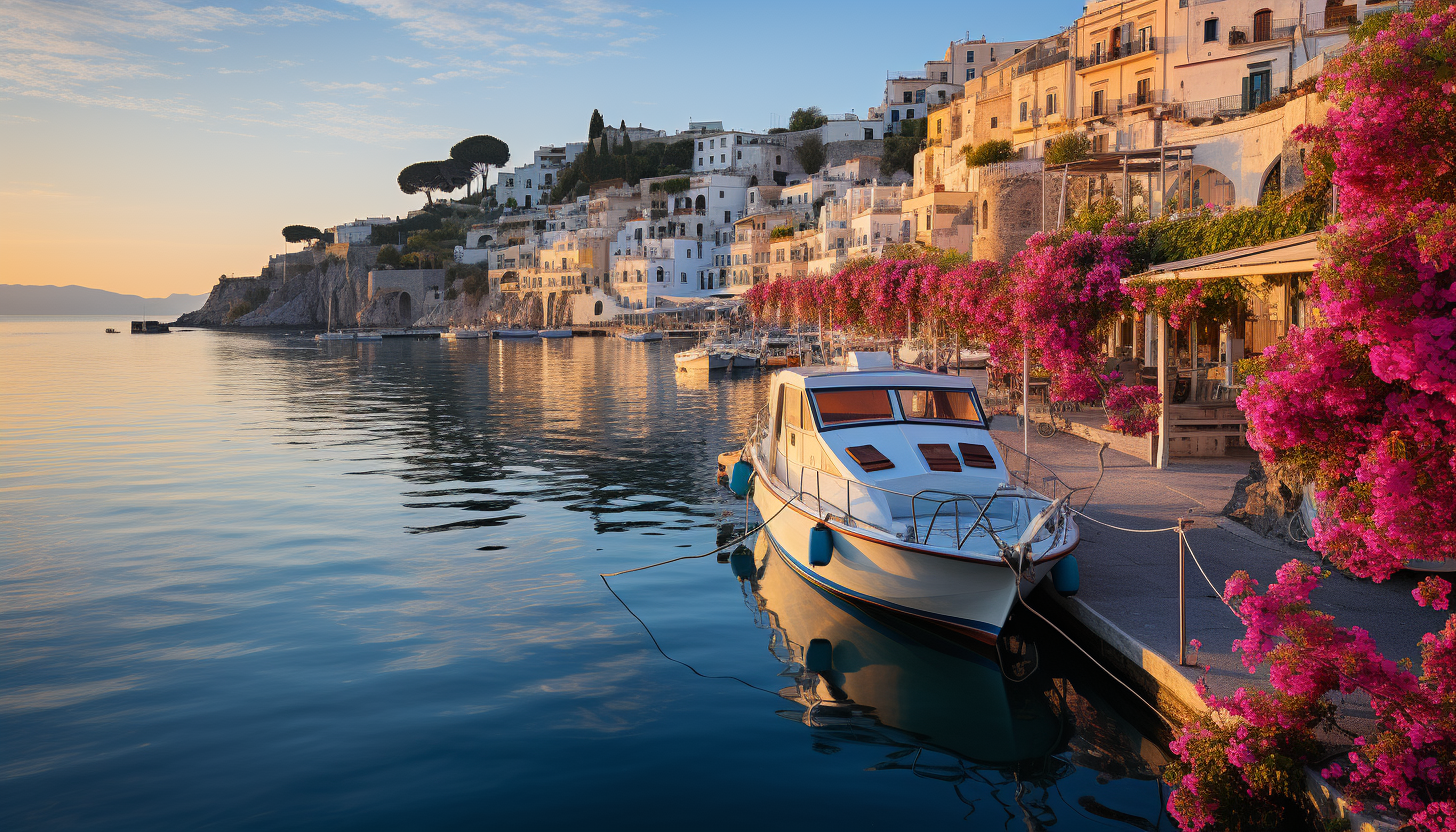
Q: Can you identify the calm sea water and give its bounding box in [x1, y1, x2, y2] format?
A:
[1, 317, 1172, 830]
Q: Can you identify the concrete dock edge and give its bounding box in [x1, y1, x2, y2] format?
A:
[1030, 586, 1403, 832]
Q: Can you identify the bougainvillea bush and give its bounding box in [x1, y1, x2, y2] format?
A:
[1168, 5, 1456, 829]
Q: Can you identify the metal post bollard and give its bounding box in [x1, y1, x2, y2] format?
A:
[1177, 517, 1195, 667]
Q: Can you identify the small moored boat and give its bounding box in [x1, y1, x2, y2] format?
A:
[621, 330, 664, 342]
[492, 328, 539, 339]
[674, 344, 732, 371]
[540, 329, 574, 339]
[734, 351, 1078, 644]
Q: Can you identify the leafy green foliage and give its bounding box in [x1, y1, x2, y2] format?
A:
[963, 139, 1015, 167]
[880, 118, 925, 178]
[369, 213, 442, 246]
[449, 135, 510, 195]
[1043, 132, 1091, 166]
[788, 106, 829, 132]
[282, 225, 323, 244]
[447, 263, 490, 300]
[795, 134, 826, 174]
[397, 159, 472, 203]
[649, 177, 691, 194]
[375, 245, 402, 267]
[549, 131, 695, 201]
[588, 109, 605, 140]
[769, 225, 796, 240]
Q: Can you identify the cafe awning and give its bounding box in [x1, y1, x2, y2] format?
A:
[1128, 232, 1321, 281]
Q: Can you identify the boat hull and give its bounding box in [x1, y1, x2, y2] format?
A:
[675, 352, 731, 371]
[732, 353, 759, 368]
[540, 329, 573, 338]
[749, 459, 1064, 644]
[621, 332, 664, 342]
[492, 330, 539, 339]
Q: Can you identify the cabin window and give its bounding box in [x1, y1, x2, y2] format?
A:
[811, 389, 895, 427]
[896, 389, 985, 426]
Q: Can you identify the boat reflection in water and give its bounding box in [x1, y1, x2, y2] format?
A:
[740, 530, 1172, 829]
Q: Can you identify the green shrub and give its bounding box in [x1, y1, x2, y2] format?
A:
[649, 177, 692, 194]
[376, 245, 402, 267]
[770, 225, 795, 240]
[1044, 132, 1091, 166]
[963, 139, 1016, 168]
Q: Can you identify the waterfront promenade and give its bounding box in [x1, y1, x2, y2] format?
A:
[987, 420, 1447, 710]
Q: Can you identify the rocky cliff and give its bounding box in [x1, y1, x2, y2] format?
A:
[178, 245, 379, 327]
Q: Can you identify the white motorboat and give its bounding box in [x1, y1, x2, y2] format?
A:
[621, 331, 664, 342]
[540, 329, 574, 339]
[492, 328, 539, 339]
[897, 343, 925, 365]
[674, 345, 732, 371]
[445, 326, 482, 340]
[959, 348, 991, 369]
[734, 351, 1079, 645]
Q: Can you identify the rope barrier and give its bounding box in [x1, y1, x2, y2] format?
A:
[1071, 508, 1182, 534]
[1180, 532, 1242, 618]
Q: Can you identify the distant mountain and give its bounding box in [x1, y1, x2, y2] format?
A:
[0, 284, 210, 316]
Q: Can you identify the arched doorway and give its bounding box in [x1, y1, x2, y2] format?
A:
[695, 195, 706, 211]
[399, 291, 413, 323]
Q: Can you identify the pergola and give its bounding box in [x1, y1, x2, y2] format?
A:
[1045, 145, 1201, 227]
[1122, 232, 1321, 467]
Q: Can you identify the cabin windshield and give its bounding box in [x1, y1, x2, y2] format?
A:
[811, 388, 895, 426]
[895, 388, 985, 427]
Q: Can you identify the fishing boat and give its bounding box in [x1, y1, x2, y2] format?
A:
[762, 333, 803, 367]
[673, 344, 732, 371]
[492, 328, 539, 339]
[620, 330, 664, 342]
[540, 329, 574, 339]
[732, 348, 761, 369]
[729, 351, 1079, 644]
[131, 320, 171, 334]
[105, 328, 119, 334]
[445, 325, 481, 340]
[315, 298, 353, 341]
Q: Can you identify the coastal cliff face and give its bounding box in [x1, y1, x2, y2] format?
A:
[180, 242, 582, 329]
[178, 245, 380, 327]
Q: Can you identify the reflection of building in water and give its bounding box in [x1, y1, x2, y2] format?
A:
[742, 531, 1169, 826]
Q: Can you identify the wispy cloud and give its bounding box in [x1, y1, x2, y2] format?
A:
[336, 0, 657, 59]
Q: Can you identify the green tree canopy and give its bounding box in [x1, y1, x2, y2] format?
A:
[795, 134, 827, 174]
[1044, 132, 1091, 166]
[398, 159, 473, 204]
[788, 106, 829, 132]
[449, 135, 510, 196]
[588, 109, 605, 140]
[282, 225, 324, 244]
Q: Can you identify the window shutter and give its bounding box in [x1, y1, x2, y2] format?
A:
[1241, 76, 1251, 111]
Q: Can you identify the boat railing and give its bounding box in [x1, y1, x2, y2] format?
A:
[993, 438, 1100, 511]
[747, 406, 1066, 555]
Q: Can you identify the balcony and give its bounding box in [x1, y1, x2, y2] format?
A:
[1306, 1, 1409, 31]
[1228, 19, 1297, 48]
[1170, 86, 1289, 121]
[1076, 37, 1156, 70]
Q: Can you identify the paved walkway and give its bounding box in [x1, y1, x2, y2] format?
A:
[986, 420, 1448, 715]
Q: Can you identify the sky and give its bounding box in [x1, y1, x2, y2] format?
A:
[0, 0, 1080, 297]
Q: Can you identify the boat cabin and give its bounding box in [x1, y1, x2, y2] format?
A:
[761, 353, 1010, 531]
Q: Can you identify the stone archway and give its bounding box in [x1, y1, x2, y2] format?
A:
[399, 291, 412, 323]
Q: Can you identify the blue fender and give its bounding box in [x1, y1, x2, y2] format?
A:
[728, 460, 753, 498]
[809, 523, 833, 567]
[1051, 555, 1080, 596]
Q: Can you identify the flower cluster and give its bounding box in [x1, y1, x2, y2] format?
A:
[1168, 6, 1456, 829]
[744, 228, 1162, 429]
[1104, 384, 1161, 435]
